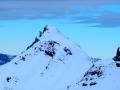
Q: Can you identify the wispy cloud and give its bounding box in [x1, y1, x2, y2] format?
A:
[0, 1, 79, 19]
[0, 0, 120, 27]
[73, 12, 120, 27]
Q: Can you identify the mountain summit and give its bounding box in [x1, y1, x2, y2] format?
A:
[43, 25, 59, 33]
[0, 25, 120, 90]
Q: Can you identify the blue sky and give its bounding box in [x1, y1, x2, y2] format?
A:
[0, 0, 120, 58]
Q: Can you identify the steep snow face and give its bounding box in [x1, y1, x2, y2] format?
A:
[0, 25, 92, 90]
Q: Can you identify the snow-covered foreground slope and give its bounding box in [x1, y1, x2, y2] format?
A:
[0, 25, 120, 90]
[68, 59, 120, 90]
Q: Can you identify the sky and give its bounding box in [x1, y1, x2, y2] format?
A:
[0, 0, 120, 58]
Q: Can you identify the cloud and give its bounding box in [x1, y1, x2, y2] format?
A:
[0, 0, 119, 19]
[0, 0, 120, 27]
[0, 1, 80, 19]
[73, 12, 120, 27]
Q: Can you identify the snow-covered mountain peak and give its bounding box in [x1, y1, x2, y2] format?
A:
[43, 25, 59, 34]
[0, 25, 119, 90]
[25, 25, 89, 62]
[37, 24, 65, 44]
[0, 25, 93, 90]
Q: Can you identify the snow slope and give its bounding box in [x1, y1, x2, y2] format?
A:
[68, 58, 120, 90]
[0, 25, 120, 90]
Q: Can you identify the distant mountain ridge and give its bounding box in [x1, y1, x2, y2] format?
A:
[0, 53, 16, 65]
